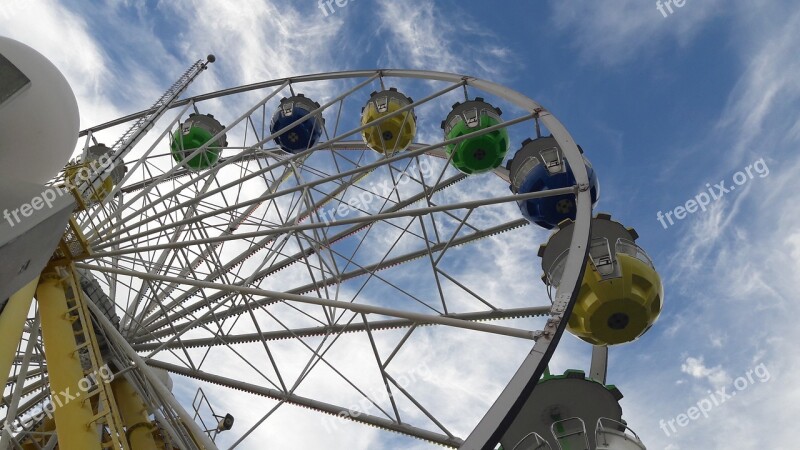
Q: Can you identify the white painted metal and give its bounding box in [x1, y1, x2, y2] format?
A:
[0, 37, 79, 185]
[4, 69, 594, 450]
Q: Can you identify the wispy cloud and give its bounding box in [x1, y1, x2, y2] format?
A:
[716, 7, 800, 161]
[549, 0, 726, 66]
[620, 2, 800, 447]
[376, 0, 514, 79]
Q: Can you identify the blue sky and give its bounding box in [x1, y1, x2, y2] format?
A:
[3, 0, 799, 449]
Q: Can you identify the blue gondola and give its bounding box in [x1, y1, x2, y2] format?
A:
[507, 136, 599, 229]
[270, 94, 324, 153]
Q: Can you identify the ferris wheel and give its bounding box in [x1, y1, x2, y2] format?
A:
[0, 37, 663, 450]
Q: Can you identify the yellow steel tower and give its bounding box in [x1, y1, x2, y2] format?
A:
[0, 37, 217, 450]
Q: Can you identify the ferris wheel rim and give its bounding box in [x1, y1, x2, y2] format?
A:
[79, 68, 551, 137]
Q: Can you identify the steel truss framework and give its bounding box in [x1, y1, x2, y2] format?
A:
[1, 69, 591, 450]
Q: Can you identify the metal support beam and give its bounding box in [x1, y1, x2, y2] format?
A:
[147, 359, 464, 448]
[0, 314, 39, 449]
[590, 345, 609, 384]
[0, 277, 38, 387]
[133, 306, 551, 352]
[91, 186, 569, 258]
[138, 217, 528, 339]
[111, 377, 160, 450]
[76, 263, 538, 341]
[36, 273, 102, 450]
[83, 291, 218, 450]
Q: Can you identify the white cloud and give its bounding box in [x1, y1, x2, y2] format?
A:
[159, 0, 346, 86]
[0, 0, 120, 145]
[680, 356, 730, 388]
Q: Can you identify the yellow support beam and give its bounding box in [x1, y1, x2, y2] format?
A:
[111, 378, 159, 450]
[65, 267, 129, 450]
[37, 272, 102, 450]
[0, 276, 38, 385]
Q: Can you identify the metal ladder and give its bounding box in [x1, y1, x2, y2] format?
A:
[61, 267, 130, 449]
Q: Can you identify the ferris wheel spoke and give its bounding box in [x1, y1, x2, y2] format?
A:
[235, 294, 291, 393]
[134, 215, 529, 341]
[131, 159, 303, 329]
[89, 185, 571, 261]
[281, 318, 386, 410]
[134, 218, 310, 335]
[122, 165, 222, 331]
[330, 216, 443, 316]
[127, 158, 304, 331]
[114, 146, 272, 194]
[132, 191, 327, 332]
[192, 331, 285, 393]
[98, 167, 467, 322]
[101, 153, 329, 274]
[94, 74, 384, 245]
[435, 268, 499, 311]
[361, 314, 402, 423]
[136, 227, 300, 336]
[85, 80, 294, 243]
[320, 158, 423, 260]
[77, 263, 539, 341]
[147, 359, 464, 447]
[384, 370, 457, 439]
[290, 227, 340, 308]
[163, 304, 402, 427]
[133, 305, 551, 353]
[99, 148, 432, 282]
[115, 140, 434, 196]
[78, 102, 195, 235]
[415, 214, 450, 314]
[133, 286, 202, 371]
[298, 192, 345, 307]
[239, 305, 442, 434]
[94, 80, 471, 249]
